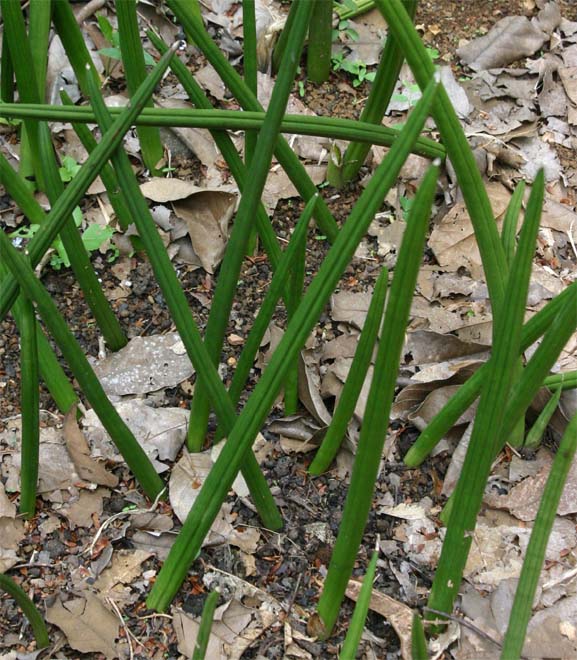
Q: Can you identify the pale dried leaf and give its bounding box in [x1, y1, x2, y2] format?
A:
[346, 579, 413, 660]
[93, 333, 194, 396]
[64, 407, 118, 487]
[83, 400, 188, 473]
[46, 594, 120, 659]
[457, 16, 547, 70]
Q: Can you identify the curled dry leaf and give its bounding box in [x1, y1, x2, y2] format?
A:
[46, 594, 122, 659]
[64, 406, 118, 488]
[345, 579, 414, 660]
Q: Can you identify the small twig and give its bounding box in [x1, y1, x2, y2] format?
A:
[106, 597, 136, 660]
[423, 607, 503, 649]
[568, 219, 577, 261]
[284, 572, 303, 616]
[75, 0, 106, 24]
[87, 487, 166, 555]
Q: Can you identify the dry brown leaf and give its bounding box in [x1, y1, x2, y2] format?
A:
[94, 549, 152, 603]
[345, 579, 413, 660]
[93, 333, 194, 396]
[64, 407, 118, 488]
[63, 489, 109, 529]
[46, 594, 121, 659]
[457, 16, 547, 70]
[83, 399, 189, 474]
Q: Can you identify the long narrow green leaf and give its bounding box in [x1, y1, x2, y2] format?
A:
[0, 43, 179, 323]
[217, 196, 316, 437]
[0, 232, 164, 500]
[317, 163, 439, 637]
[375, 0, 507, 310]
[167, 0, 340, 242]
[28, 0, 51, 99]
[501, 411, 577, 659]
[544, 370, 577, 390]
[146, 81, 438, 612]
[37, 122, 127, 350]
[187, 0, 314, 450]
[52, 0, 100, 95]
[334, 0, 418, 186]
[340, 549, 379, 659]
[242, 0, 258, 256]
[272, 0, 298, 73]
[411, 613, 429, 659]
[309, 267, 388, 475]
[1, 0, 44, 189]
[0, 103, 445, 160]
[116, 0, 163, 172]
[19, 292, 40, 519]
[501, 180, 525, 266]
[524, 386, 562, 449]
[403, 281, 577, 467]
[1, 36, 15, 103]
[0, 574, 49, 648]
[85, 67, 281, 531]
[307, 0, 333, 84]
[192, 590, 219, 660]
[427, 171, 545, 622]
[60, 91, 133, 231]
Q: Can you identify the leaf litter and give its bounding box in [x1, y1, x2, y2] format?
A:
[1, 0, 577, 657]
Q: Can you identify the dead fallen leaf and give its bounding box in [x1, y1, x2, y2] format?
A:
[83, 399, 189, 474]
[46, 594, 121, 659]
[94, 549, 152, 604]
[64, 406, 118, 488]
[457, 16, 547, 70]
[93, 333, 194, 396]
[346, 579, 413, 660]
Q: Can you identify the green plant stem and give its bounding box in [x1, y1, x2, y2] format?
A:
[116, 0, 164, 172]
[242, 0, 258, 256]
[403, 282, 577, 466]
[0, 232, 164, 500]
[52, 0, 100, 95]
[0, 103, 445, 160]
[333, 0, 418, 186]
[60, 91, 133, 231]
[426, 171, 544, 624]
[1, 35, 15, 103]
[217, 196, 316, 439]
[544, 370, 577, 390]
[501, 180, 525, 266]
[309, 268, 388, 475]
[167, 0, 339, 242]
[0, 0, 44, 190]
[186, 0, 314, 451]
[283, 219, 307, 416]
[307, 0, 333, 84]
[147, 30, 290, 307]
[0, 264, 77, 414]
[192, 590, 219, 660]
[524, 386, 562, 449]
[317, 163, 439, 637]
[340, 549, 379, 658]
[19, 292, 40, 519]
[0, 574, 49, 648]
[37, 122, 127, 351]
[28, 0, 51, 99]
[334, 0, 376, 20]
[272, 0, 298, 74]
[501, 411, 577, 659]
[411, 613, 428, 659]
[375, 0, 507, 312]
[86, 67, 282, 531]
[146, 79, 437, 613]
[0, 44, 179, 323]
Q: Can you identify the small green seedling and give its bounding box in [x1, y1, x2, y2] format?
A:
[97, 14, 155, 69]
